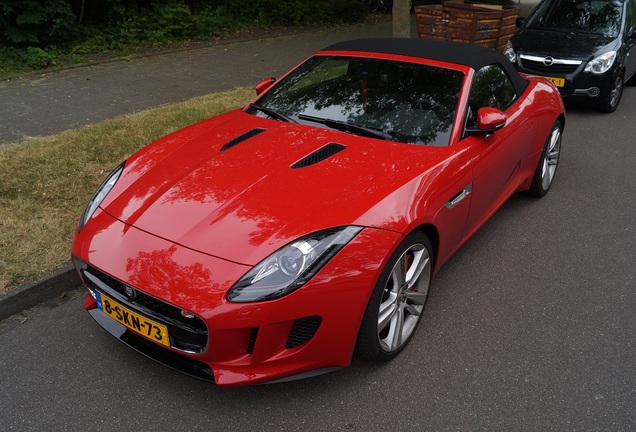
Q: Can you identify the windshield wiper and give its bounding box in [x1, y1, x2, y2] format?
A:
[297, 114, 391, 140]
[249, 104, 297, 123]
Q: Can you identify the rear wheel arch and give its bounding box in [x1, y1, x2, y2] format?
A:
[557, 113, 566, 129]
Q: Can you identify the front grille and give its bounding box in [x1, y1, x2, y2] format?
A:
[285, 316, 321, 349]
[519, 56, 581, 75]
[82, 265, 208, 354]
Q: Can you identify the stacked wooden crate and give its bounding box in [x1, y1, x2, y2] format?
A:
[497, 6, 520, 51]
[414, 4, 447, 41]
[415, 1, 520, 52]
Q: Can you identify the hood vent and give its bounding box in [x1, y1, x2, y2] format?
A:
[291, 143, 346, 169]
[221, 128, 266, 151]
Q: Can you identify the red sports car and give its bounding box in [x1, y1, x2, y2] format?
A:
[72, 38, 565, 387]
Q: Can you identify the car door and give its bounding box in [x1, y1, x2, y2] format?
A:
[460, 65, 537, 237]
[624, 0, 636, 80]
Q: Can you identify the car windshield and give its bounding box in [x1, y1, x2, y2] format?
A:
[249, 56, 464, 146]
[525, 0, 623, 37]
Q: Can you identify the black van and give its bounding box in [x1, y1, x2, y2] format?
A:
[504, 0, 636, 112]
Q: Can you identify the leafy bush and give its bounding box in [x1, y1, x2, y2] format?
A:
[193, 5, 246, 39]
[219, 0, 366, 26]
[142, 0, 196, 39]
[0, 46, 60, 75]
[0, 0, 372, 76]
[0, 0, 76, 45]
[22, 47, 56, 68]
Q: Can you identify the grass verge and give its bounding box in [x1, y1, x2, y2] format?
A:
[0, 86, 254, 296]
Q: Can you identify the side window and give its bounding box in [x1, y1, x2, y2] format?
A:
[627, 0, 636, 35]
[466, 65, 516, 127]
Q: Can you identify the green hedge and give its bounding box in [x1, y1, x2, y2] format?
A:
[0, 0, 371, 75]
[0, 0, 367, 47]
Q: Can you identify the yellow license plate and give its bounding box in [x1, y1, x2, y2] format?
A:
[96, 291, 170, 347]
[541, 76, 565, 87]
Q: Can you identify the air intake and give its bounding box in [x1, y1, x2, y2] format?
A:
[285, 316, 322, 349]
[247, 327, 259, 354]
[220, 128, 266, 151]
[290, 143, 346, 169]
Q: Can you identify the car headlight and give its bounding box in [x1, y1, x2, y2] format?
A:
[227, 226, 363, 302]
[584, 51, 616, 74]
[503, 41, 516, 63]
[78, 162, 124, 232]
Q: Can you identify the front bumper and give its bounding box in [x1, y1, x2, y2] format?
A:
[516, 55, 617, 102]
[72, 210, 401, 386]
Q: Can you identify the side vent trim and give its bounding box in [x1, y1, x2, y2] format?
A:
[220, 128, 266, 151]
[247, 327, 259, 354]
[291, 143, 346, 169]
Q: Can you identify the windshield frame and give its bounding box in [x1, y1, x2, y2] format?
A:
[247, 53, 467, 146]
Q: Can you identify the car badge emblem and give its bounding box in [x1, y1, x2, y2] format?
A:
[543, 57, 554, 66]
[124, 285, 137, 301]
[181, 309, 195, 319]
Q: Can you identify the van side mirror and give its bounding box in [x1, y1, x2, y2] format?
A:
[516, 17, 525, 27]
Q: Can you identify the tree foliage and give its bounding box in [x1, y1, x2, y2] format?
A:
[1, 0, 76, 44]
[0, 0, 367, 47]
[0, 0, 375, 75]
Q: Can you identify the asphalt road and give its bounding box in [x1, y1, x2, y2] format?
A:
[0, 20, 394, 145]
[1, 89, 635, 430]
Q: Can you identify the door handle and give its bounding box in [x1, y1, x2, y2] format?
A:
[445, 183, 472, 209]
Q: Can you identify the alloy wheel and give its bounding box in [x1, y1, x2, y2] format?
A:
[377, 243, 431, 353]
[541, 125, 561, 191]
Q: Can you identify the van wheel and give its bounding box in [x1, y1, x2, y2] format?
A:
[598, 73, 623, 113]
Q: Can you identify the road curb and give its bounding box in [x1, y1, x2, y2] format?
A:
[0, 267, 81, 321]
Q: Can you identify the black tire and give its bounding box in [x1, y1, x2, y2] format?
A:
[598, 73, 624, 113]
[528, 120, 562, 197]
[356, 231, 433, 362]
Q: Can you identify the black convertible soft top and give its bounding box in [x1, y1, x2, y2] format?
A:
[322, 38, 528, 95]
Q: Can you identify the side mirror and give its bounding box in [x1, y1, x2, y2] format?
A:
[515, 17, 525, 28]
[465, 107, 507, 136]
[255, 77, 276, 95]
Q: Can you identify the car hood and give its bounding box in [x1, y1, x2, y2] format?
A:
[513, 29, 616, 59]
[100, 110, 446, 265]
